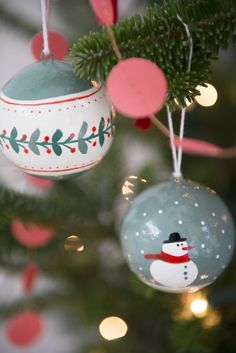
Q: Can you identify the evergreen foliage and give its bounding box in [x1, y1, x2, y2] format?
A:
[0, 1, 236, 353]
[70, 0, 236, 106]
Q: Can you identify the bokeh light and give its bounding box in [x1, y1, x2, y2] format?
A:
[99, 316, 128, 340]
[64, 235, 84, 252]
[174, 98, 195, 110]
[195, 83, 218, 107]
[122, 175, 147, 203]
[190, 298, 208, 317]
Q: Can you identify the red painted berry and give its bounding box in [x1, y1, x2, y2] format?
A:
[70, 133, 75, 138]
[6, 144, 9, 149]
[92, 126, 96, 132]
[70, 148, 76, 153]
[92, 141, 97, 147]
[46, 149, 52, 154]
[22, 134, 27, 140]
[107, 132, 111, 138]
[3, 130, 6, 135]
[24, 148, 29, 154]
[44, 136, 50, 142]
[107, 117, 110, 124]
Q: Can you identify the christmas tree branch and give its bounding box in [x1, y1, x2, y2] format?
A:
[70, 0, 236, 106]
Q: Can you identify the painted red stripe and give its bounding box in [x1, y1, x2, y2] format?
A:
[20, 160, 97, 173]
[0, 86, 102, 106]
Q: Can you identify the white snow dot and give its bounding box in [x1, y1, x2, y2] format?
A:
[221, 229, 225, 234]
[158, 209, 163, 214]
[228, 244, 232, 249]
[213, 276, 217, 280]
[201, 221, 205, 226]
[216, 254, 220, 259]
[174, 201, 179, 205]
[178, 220, 183, 225]
[201, 243, 205, 249]
[142, 212, 147, 217]
[140, 250, 144, 254]
[136, 232, 139, 236]
[123, 235, 128, 240]
[127, 254, 131, 258]
[194, 203, 199, 207]
[222, 264, 226, 269]
[139, 267, 143, 271]
[212, 212, 216, 217]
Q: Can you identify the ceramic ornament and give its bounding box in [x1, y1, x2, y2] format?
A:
[120, 178, 235, 293]
[0, 60, 114, 179]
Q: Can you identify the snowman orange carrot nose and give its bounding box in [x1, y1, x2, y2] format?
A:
[182, 246, 193, 251]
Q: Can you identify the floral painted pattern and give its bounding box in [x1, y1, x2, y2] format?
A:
[0, 115, 114, 156]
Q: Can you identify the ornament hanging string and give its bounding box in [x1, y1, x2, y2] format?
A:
[176, 14, 193, 175]
[40, 0, 52, 59]
[165, 14, 193, 178]
[103, 9, 236, 160]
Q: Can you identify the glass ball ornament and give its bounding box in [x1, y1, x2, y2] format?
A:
[120, 178, 235, 293]
[0, 60, 114, 179]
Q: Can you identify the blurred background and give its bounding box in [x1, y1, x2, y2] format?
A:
[0, 1, 236, 352]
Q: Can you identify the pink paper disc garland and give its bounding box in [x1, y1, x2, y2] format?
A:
[106, 58, 168, 118]
[6, 311, 43, 347]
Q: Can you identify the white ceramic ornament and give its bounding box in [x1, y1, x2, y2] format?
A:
[0, 61, 114, 179]
[120, 178, 235, 293]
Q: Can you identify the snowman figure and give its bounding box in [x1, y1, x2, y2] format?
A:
[144, 232, 198, 288]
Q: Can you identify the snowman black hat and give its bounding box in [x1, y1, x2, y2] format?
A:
[163, 232, 187, 243]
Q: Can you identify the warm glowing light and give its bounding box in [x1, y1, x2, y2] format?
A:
[203, 309, 221, 328]
[99, 316, 128, 340]
[190, 298, 208, 317]
[64, 235, 84, 252]
[174, 98, 194, 109]
[195, 83, 218, 107]
[91, 80, 100, 88]
[122, 176, 147, 202]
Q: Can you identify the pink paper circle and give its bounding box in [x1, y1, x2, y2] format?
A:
[31, 31, 69, 61]
[11, 219, 55, 248]
[6, 312, 43, 347]
[90, 0, 114, 25]
[107, 58, 168, 118]
[26, 174, 54, 190]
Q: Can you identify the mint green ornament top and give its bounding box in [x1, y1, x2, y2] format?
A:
[2, 60, 93, 100]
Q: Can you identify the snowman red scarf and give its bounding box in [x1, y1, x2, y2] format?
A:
[144, 252, 190, 264]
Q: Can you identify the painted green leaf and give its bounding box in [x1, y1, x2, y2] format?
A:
[98, 117, 105, 147]
[9, 139, 19, 153]
[28, 141, 40, 155]
[78, 140, 88, 154]
[52, 129, 63, 143]
[78, 122, 88, 138]
[10, 127, 17, 139]
[30, 129, 40, 143]
[52, 143, 62, 156]
[28, 129, 40, 154]
[9, 127, 19, 153]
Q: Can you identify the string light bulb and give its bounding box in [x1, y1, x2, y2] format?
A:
[64, 235, 84, 252]
[99, 316, 128, 341]
[190, 298, 208, 318]
[122, 175, 147, 202]
[195, 83, 218, 107]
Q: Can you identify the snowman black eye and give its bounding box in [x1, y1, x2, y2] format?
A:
[177, 244, 179, 247]
[181, 243, 183, 246]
